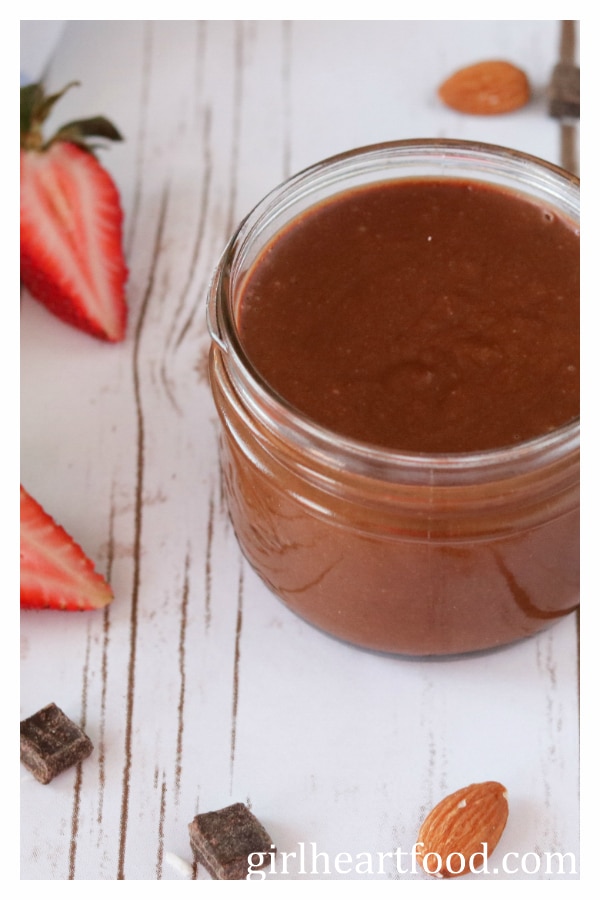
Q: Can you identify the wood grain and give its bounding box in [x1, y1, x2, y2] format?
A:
[20, 21, 579, 881]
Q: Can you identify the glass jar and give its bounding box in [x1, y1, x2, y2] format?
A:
[207, 139, 579, 656]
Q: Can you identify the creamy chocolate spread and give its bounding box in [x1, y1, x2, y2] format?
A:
[237, 179, 579, 453]
[211, 173, 579, 655]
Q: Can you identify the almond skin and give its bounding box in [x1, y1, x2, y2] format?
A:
[438, 60, 530, 115]
[416, 781, 509, 878]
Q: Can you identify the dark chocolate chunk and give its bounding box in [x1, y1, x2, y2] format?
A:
[548, 62, 580, 119]
[20, 703, 93, 784]
[188, 802, 275, 880]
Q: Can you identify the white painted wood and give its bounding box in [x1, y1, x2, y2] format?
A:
[20, 20, 579, 881]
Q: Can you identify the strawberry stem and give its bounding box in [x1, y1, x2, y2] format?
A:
[21, 81, 123, 154]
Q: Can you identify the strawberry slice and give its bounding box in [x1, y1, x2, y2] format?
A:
[20, 82, 128, 342]
[20, 485, 114, 611]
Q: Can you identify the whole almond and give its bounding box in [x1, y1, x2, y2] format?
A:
[438, 60, 530, 115]
[416, 781, 509, 878]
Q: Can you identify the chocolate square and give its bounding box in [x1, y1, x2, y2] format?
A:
[548, 62, 580, 120]
[188, 802, 275, 880]
[20, 703, 93, 784]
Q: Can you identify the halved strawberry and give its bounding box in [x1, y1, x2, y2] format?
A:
[20, 82, 128, 342]
[20, 485, 114, 611]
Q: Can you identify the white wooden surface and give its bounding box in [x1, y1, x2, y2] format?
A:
[20, 20, 579, 881]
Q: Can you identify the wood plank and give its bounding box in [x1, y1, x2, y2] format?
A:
[20, 20, 579, 881]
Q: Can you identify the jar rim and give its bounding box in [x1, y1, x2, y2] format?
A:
[208, 138, 580, 483]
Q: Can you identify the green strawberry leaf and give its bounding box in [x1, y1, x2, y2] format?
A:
[54, 116, 123, 145]
[21, 81, 123, 153]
